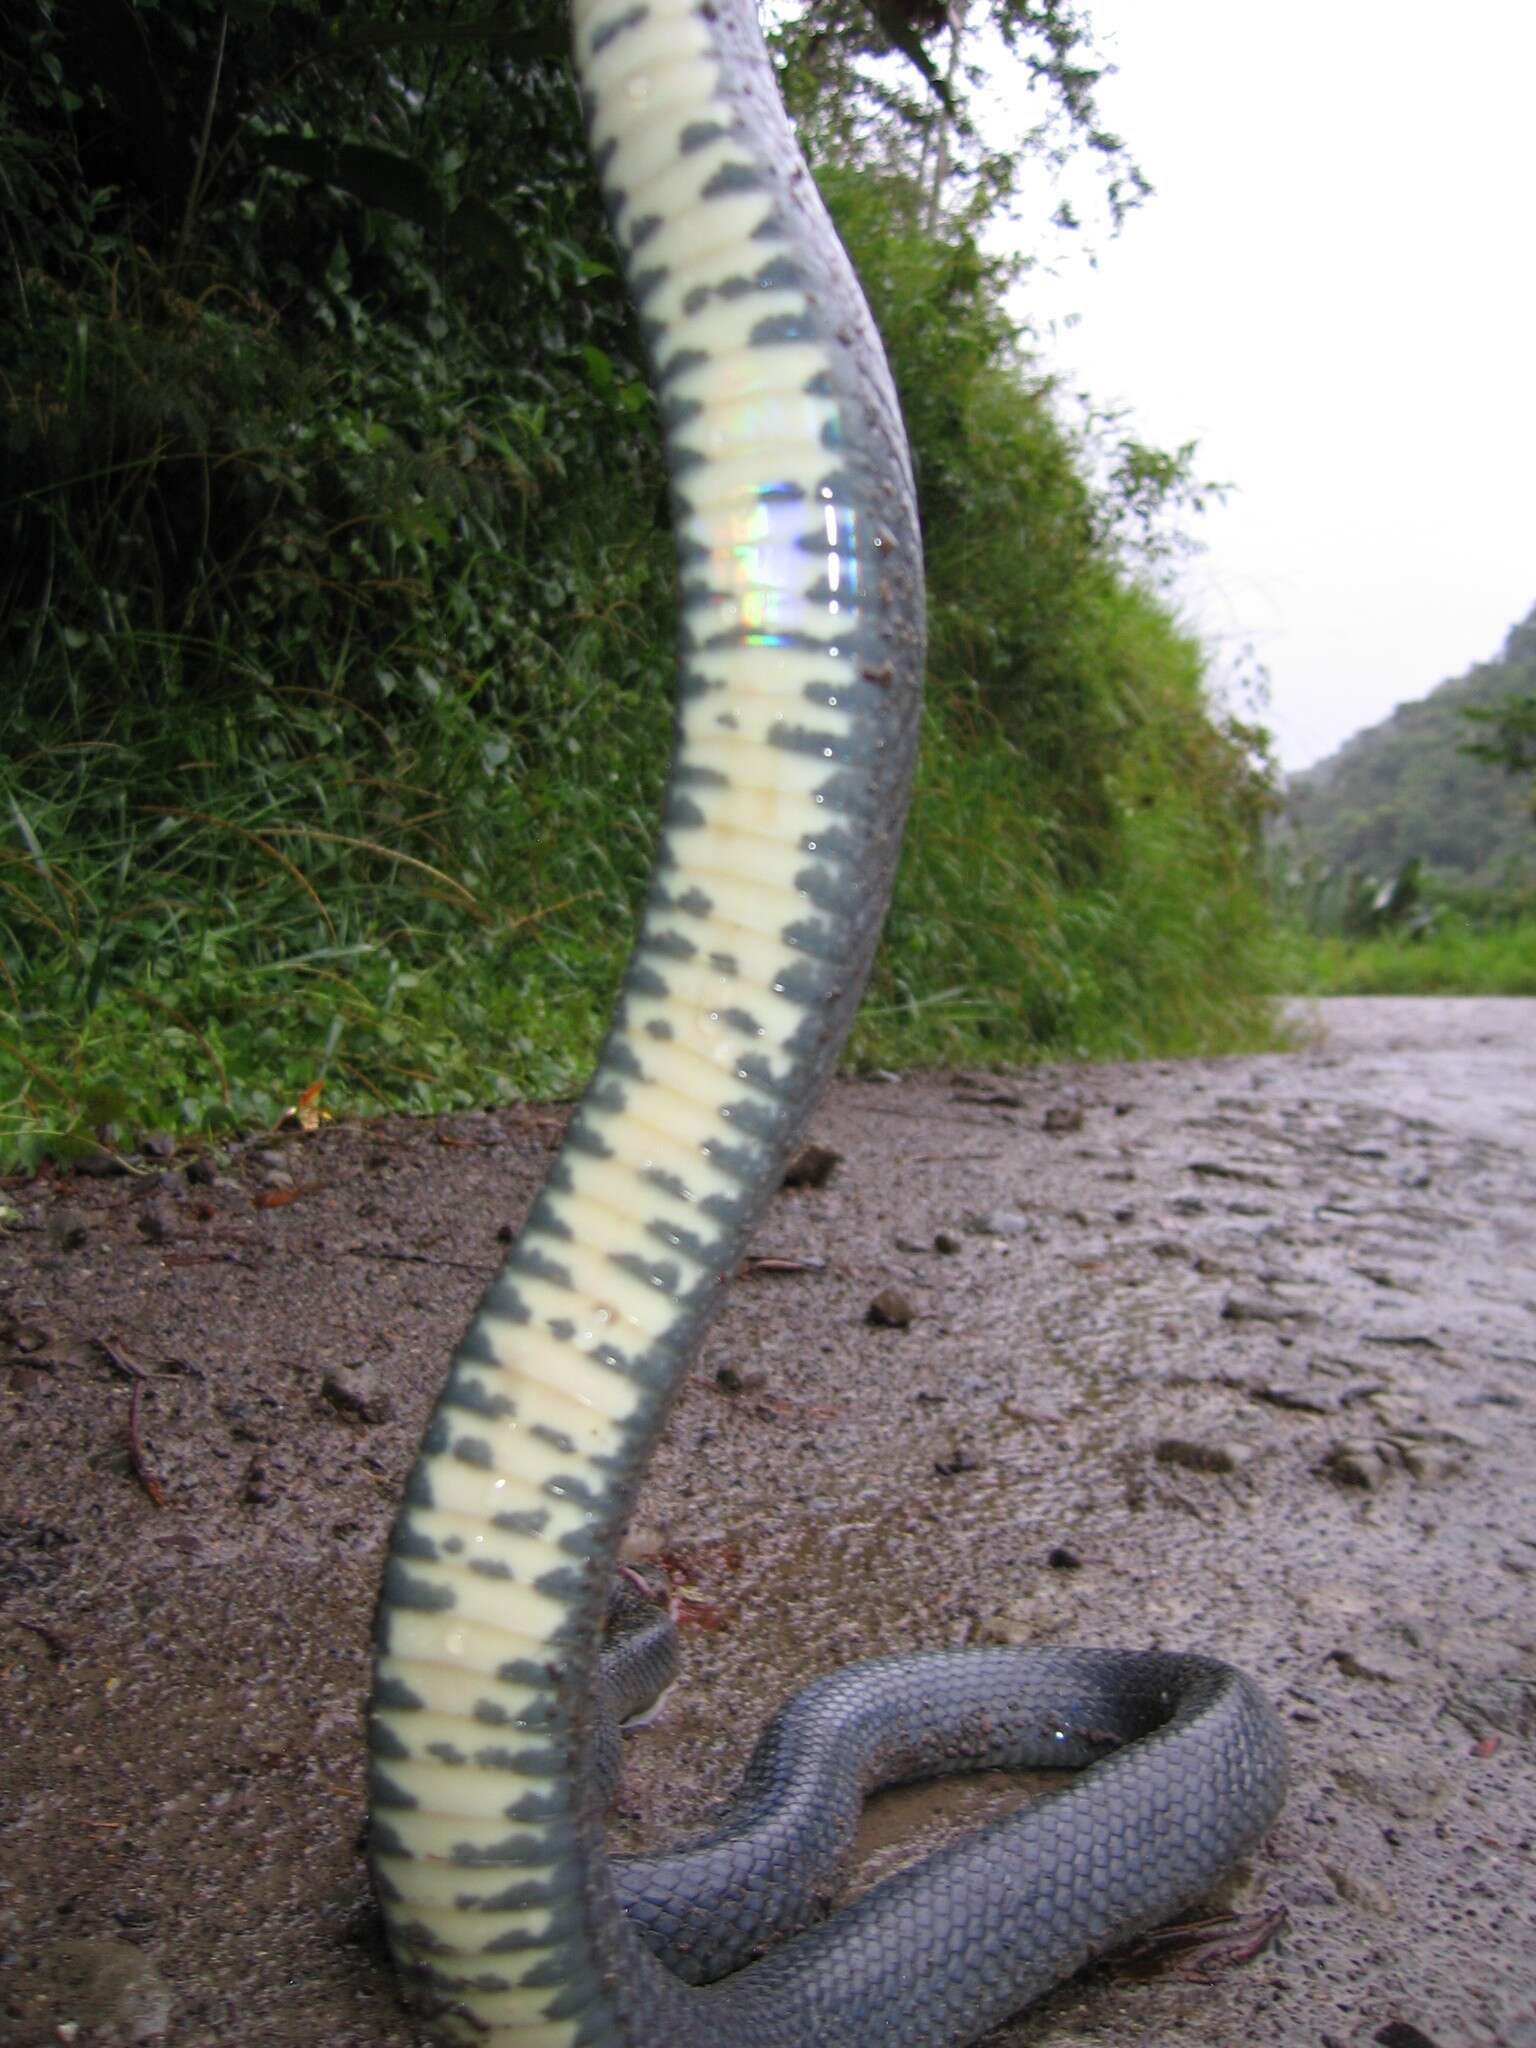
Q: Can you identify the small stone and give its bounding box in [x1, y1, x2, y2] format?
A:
[1325, 1862, 1394, 1916]
[137, 1200, 177, 1244]
[52, 1210, 91, 1252]
[1396, 1443, 1465, 1486]
[1222, 1295, 1288, 1325]
[1322, 1437, 1397, 1488]
[72, 1148, 129, 1178]
[866, 1289, 914, 1329]
[321, 1362, 395, 1425]
[138, 1133, 177, 1161]
[964, 1209, 1032, 1239]
[185, 1156, 217, 1186]
[1329, 1645, 1419, 1685]
[1042, 1103, 1084, 1133]
[782, 1143, 840, 1188]
[1154, 1436, 1253, 1475]
[1251, 1381, 1334, 1414]
[932, 1229, 963, 1255]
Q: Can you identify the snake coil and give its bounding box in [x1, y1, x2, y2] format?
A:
[366, 2, 1287, 2042]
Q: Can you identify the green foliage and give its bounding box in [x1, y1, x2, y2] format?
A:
[1, 0, 1287, 1167]
[1459, 688, 1536, 781]
[1289, 914, 1536, 998]
[770, 0, 1149, 236]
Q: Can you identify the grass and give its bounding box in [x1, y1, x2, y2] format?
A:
[0, 648, 1291, 1170]
[1287, 914, 1536, 997]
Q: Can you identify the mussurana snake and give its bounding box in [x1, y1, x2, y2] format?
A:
[365, 1, 1288, 2042]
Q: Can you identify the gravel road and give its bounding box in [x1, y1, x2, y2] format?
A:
[2, 997, 1532, 2047]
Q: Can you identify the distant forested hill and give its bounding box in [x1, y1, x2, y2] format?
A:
[1279, 603, 1536, 885]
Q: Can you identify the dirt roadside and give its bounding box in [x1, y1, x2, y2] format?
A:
[2, 996, 1532, 2048]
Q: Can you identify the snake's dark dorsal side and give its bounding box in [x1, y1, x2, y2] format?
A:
[366, 3, 1284, 2044]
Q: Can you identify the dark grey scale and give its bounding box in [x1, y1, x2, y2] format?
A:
[658, 788, 709, 831]
[500, 1240, 577, 1293]
[449, 1824, 578, 1869]
[521, 1191, 577, 1242]
[496, 1785, 569, 1824]
[651, 347, 712, 389]
[748, 309, 817, 347]
[493, 1656, 566, 1690]
[659, 394, 704, 433]
[795, 860, 865, 921]
[475, 1874, 580, 1916]
[795, 819, 857, 863]
[531, 1423, 578, 1457]
[619, 958, 672, 998]
[768, 717, 879, 764]
[383, 1560, 459, 1613]
[607, 1251, 686, 1296]
[370, 1722, 415, 1763]
[369, 1766, 422, 1812]
[372, 1673, 426, 1714]
[588, 2, 648, 57]
[556, 1115, 617, 1162]
[672, 761, 730, 792]
[643, 1164, 698, 1203]
[441, 1372, 519, 1420]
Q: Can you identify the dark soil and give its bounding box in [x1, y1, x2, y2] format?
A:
[2, 997, 1533, 2048]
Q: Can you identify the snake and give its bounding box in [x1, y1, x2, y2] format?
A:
[364, 0, 1289, 2042]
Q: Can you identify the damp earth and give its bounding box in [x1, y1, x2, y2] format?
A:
[2, 997, 1533, 2047]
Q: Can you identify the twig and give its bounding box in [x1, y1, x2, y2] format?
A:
[96, 1338, 171, 1507]
[127, 1380, 170, 1509]
[96, 1336, 147, 1381]
[343, 1243, 487, 1273]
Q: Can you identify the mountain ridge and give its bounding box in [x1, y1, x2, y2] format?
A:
[1278, 601, 1536, 885]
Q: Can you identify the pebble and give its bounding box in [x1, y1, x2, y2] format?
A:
[137, 1200, 177, 1244]
[321, 1361, 395, 1424]
[1325, 1861, 1395, 1916]
[1155, 1436, 1255, 1475]
[1329, 1645, 1420, 1686]
[865, 1289, 914, 1329]
[963, 1209, 1032, 1239]
[782, 1143, 840, 1188]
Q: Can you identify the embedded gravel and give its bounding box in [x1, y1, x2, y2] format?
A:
[1, 997, 1532, 2048]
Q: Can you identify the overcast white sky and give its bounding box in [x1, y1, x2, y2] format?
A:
[997, 0, 1536, 771]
